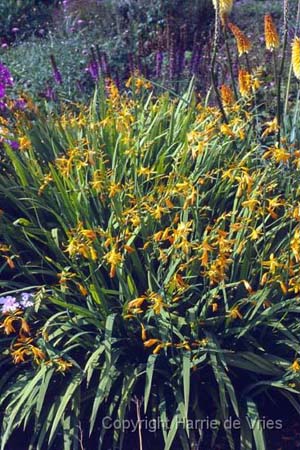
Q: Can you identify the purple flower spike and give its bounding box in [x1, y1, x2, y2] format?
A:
[14, 98, 26, 110]
[54, 69, 63, 85]
[100, 52, 110, 77]
[155, 51, 163, 78]
[50, 55, 63, 85]
[40, 85, 57, 102]
[0, 63, 13, 85]
[87, 60, 99, 81]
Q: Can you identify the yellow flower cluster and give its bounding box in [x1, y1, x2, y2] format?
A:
[212, 0, 234, 24]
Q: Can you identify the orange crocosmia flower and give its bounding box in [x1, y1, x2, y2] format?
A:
[127, 297, 147, 310]
[141, 324, 147, 341]
[11, 336, 45, 364]
[51, 357, 73, 373]
[211, 302, 218, 312]
[261, 117, 279, 138]
[143, 338, 160, 348]
[4, 255, 15, 269]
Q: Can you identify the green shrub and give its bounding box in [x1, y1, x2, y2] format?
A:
[1, 2, 300, 449]
[0, 75, 300, 449]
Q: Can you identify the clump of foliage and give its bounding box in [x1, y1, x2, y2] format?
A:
[1, 1, 300, 450]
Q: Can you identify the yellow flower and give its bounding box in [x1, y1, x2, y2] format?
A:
[137, 166, 156, 178]
[31, 346, 46, 364]
[267, 196, 284, 219]
[262, 253, 281, 275]
[288, 277, 300, 294]
[18, 136, 31, 151]
[109, 182, 122, 198]
[53, 357, 73, 373]
[291, 360, 300, 372]
[291, 229, 300, 262]
[76, 283, 88, 296]
[104, 248, 122, 278]
[80, 229, 97, 240]
[264, 14, 279, 51]
[91, 170, 106, 192]
[106, 78, 120, 102]
[228, 307, 242, 320]
[148, 292, 166, 315]
[199, 239, 214, 266]
[220, 124, 235, 138]
[263, 146, 290, 164]
[212, 0, 234, 24]
[65, 239, 96, 261]
[261, 117, 279, 138]
[293, 204, 300, 221]
[292, 37, 300, 80]
[241, 198, 258, 212]
[126, 72, 152, 92]
[153, 343, 172, 354]
[38, 173, 53, 196]
[11, 336, 45, 364]
[238, 69, 252, 97]
[228, 22, 251, 56]
[173, 221, 193, 242]
[248, 227, 262, 241]
[1, 312, 30, 335]
[0, 243, 10, 252]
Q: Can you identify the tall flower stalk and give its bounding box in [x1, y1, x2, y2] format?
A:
[211, 0, 228, 123]
[284, 0, 300, 119]
[291, 37, 300, 143]
[264, 14, 281, 144]
[50, 54, 63, 85]
[277, 0, 289, 143]
[223, 24, 238, 100]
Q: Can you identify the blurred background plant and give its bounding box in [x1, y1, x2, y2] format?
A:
[0, 0, 59, 45]
[0, 0, 215, 100]
[0, 0, 296, 105]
